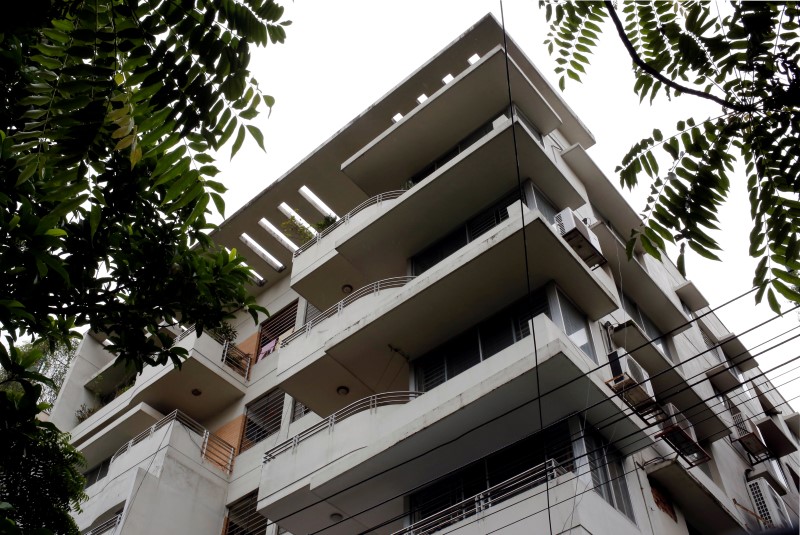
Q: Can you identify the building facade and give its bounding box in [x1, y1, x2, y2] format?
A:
[50, 15, 799, 535]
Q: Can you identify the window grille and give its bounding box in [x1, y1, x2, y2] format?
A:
[83, 456, 111, 489]
[415, 288, 594, 392]
[291, 398, 311, 422]
[223, 492, 268, 535]
[584, 428, 635, 521]
[240, 388, 285, 453]
[408, 422, 572, 531]
[256, 300, 298, 362]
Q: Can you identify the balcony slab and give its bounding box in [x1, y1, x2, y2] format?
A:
[279, 208, 618, 415]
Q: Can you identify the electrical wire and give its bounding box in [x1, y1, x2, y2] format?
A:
[498, 0, 553, 533]
[253, 293, 796, 533]
[285, 315, 800, 534]
[339, 373, 800, 535]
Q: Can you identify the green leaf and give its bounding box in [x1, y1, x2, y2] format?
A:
[246, 125, 265, 151]
[231, 124, 246, 159]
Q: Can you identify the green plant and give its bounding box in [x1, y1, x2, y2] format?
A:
[282, 215, 315, 244]
[211, 322, 238, 344]
[541, 1, 800, 311]
[315, 215, 338, 232]
[74, 404, 99, 424]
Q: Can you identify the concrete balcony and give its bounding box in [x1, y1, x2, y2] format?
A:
[293, 115, 586, 311]
[76, 410, 233, 535]
[278, 206, 618, 416]
[591, 221, 690, 335]
[341, 45, 561, 196]
[612, 320, 729, 443]
[645, 458, 745, 533]
[71, 330, 247, 449]
[257, 314, 651, 535]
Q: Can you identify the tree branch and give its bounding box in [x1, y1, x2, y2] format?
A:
[602, 1, 754, 113]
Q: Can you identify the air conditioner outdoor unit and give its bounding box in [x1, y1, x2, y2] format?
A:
[747, 478, 793, 529]
[607, 349, 655, 408]
[553, 209, 605, 268]
[659, 403, 698, 443]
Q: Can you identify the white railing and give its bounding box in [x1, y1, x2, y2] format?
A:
[84, 512, 121, 535]
[280, 276, 416, 348]
[111, 410, 235, 474]
[174, 325, 251, 380]
[293, 190, 407, 258]
[392, 459, 566, 535]
[264, 391, 422, 462]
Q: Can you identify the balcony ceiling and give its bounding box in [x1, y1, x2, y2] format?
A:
[645, 459, 745, 534]
[76, 403, 163, 468]
[754, 416, 798, 458]
[263, 322, 649, 535]
[278, 212, 618, 415]
[341, 46, 561, 195]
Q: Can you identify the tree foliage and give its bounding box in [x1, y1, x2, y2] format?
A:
[0, 0, 287, 531]
[541, 1, 800, 312]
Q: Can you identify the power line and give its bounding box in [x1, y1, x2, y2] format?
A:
[259, 294, 796, 531]
[350, 378, 800, 535]
[312, 353, 800, 535]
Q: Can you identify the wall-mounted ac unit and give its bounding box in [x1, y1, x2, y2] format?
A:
[553, 209, 605, 268]
[747, 478, 793, 529]
[607, 349, 655, 408]
[659, 403, 698, 443]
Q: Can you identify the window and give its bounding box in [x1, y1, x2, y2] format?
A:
[584, 428, 635, 521]
[224, 492, 268, 535]
[415, 286, 594, 391]
[411, 183, 557, 276]
[291, 398, 311, 422]
[256, 300, 298, 362]
[412, 189, 522, 276]
[240, 388, 285, 452]
[409, 422, 572, 531]
[621, 292, 671, 360]
[83, 456, 112, 489]
[415, 290, 547, 391]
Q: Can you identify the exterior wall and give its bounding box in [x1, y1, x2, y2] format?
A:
[51, 14, 799, 535]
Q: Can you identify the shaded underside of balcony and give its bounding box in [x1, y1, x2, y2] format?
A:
[260, 322, 650, 535]
[278, 211, 618, 415]
[294, 118, 585, 311]
[646, 459, 745, 534]
[341, 46, 561, 195]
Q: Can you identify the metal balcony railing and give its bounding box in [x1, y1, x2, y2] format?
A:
[293, 190, 407, 258]
[280, 276, 416, 348]
[174, 325, 251, 380]
[111, 410, 235, 474]
[392, 459, 566, 535]
[83, 513, 122, 535]
[264, 391, 422, 462]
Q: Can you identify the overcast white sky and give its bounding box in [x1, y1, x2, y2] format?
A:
[213, 0, 799, 411]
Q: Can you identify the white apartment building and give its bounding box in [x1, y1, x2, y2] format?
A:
[50, 14, 799, 535]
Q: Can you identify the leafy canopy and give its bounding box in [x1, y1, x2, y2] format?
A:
[0, 0, 288, 531]
[541, 1, 800, 312]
